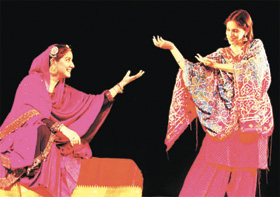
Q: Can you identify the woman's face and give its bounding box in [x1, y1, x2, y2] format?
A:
[55, 51, 74, 79]
[226, 20, 246, 47]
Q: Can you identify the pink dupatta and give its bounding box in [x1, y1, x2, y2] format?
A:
[0, 44, 113, 196]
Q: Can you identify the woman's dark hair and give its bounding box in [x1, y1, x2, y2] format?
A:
[224, 9, 254, 42]
[51, 44, 72, 61]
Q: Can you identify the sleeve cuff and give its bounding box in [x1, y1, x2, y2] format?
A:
[104, 90, 115, 103]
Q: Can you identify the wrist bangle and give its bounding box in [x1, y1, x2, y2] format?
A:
[117, 83, 124, 93]
[50, 122, 64, 134]
[113, 85, 121, 94]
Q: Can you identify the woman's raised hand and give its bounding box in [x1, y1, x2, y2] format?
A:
[120, 70, 145, 87]
[195, 53, 216, 68]
[153, 36, 175, 50]
[109, 70, 144, 98]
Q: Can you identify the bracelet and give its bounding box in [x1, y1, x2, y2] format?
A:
[113, 85, 120, 94]
[50, 122, 64, 134]
[117, 83, 124, 93]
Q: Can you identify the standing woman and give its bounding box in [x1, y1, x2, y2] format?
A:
[153, 9, 274, 196]
[0, 44, 144, 196]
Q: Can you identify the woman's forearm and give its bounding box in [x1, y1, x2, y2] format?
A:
[170, 47, 233, 73]
[59, 125, 71, 135]
[170, 46, 185, 70]
[109, 82, 124, 98]
[214, 63, 234, 73]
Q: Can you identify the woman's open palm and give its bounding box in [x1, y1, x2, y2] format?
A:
[121, 70, 145, 87]
[153, 36, 175, 50]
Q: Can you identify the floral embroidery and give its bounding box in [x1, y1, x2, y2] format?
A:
[27, 133, 56, 175]
[0, 155, 11, 169]
[166, 69, 197, 150]
[166, 39, 274, 149]
[0, 168, 25, 188]
[0, 132, 56, 188]
[0, 110, 40, 140]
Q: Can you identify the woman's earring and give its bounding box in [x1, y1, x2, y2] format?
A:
[49, 65, 57, 75]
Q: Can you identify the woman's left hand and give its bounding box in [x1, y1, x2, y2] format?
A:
[120, 70, 145, 87]
[60, 125, 81, 146]
[195, 53, 216, 68]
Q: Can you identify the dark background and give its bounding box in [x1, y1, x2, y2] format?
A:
[0, 1, 279, 196]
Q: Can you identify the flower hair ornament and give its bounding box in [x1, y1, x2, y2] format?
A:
[49, 46, 59, 75]
[50, 46, 59, 58]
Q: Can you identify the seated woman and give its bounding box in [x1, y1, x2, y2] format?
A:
[0, 44, 144, 196]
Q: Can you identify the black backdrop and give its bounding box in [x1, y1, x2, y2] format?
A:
[1, 1, 279, 196]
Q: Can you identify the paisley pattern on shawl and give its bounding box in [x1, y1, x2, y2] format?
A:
[165, 39, 274, 150]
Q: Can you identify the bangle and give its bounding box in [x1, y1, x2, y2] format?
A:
[113, 85, 121, 94]
[117, 83, 124, 93]
[50, 122, 64, 134]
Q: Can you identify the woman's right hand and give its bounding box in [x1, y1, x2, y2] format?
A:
[153, 36, 175, 50]
[60, 126, 81, 146]
[195, 53, 216, 68]
[120, 70, 145, 87]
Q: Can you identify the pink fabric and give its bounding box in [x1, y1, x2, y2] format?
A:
[0, 45, 112, 196]
[167, 39, 273, 196]
[20, 145, 83, 197]
[179, 136, 258, 197]
[232, 40, 274, 136]
[165, 69, 197, 151]
[27, 45, 105, 137]
[227, 168, 258, 197]
[166, 39, 274, 150]
[205, 130, 269, 169]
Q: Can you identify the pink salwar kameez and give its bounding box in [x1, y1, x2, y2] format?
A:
[166, 39, 274, 196]
[0, 45, 114, 196]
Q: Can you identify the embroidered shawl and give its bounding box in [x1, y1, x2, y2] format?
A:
[165, 39, 274, 151]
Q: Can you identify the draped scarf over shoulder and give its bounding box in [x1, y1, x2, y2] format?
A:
[0, 45, 112, 195]
[0, 45, 56, 136]
[1, 44, 107, 142]
[165, 39, 274, 151]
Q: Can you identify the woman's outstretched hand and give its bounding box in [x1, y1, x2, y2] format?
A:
[109, 70, 144, 98]
[120, 70, 145, 87]
[195, 53, 216, 68]
[153, 36, 175, 50]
